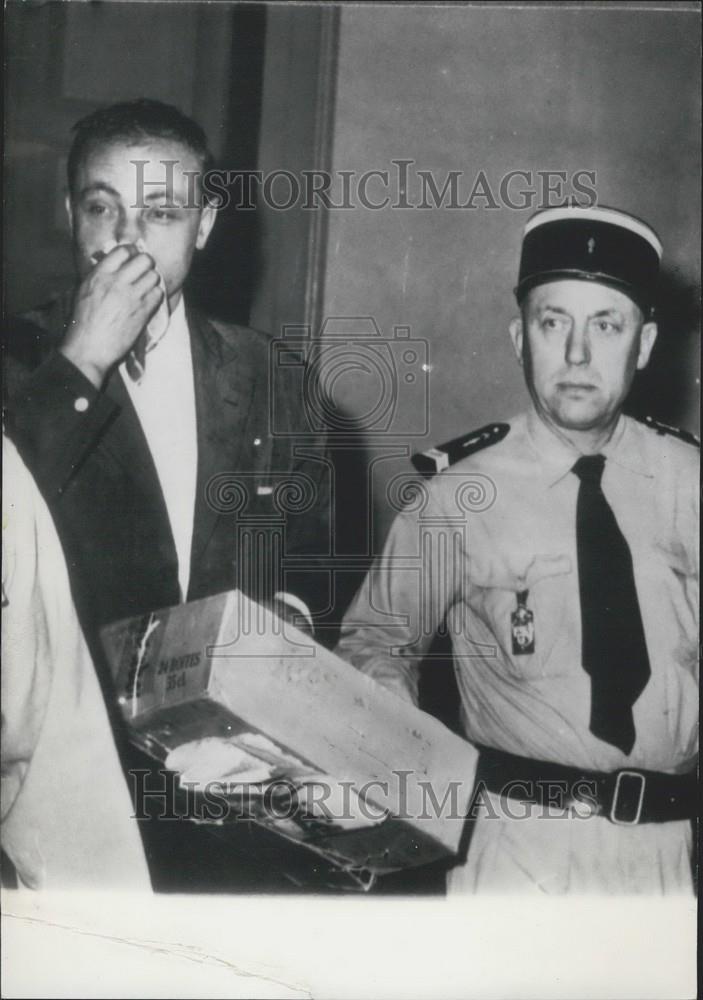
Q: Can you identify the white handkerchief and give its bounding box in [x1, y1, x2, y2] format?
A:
[91, 238, 169, 347]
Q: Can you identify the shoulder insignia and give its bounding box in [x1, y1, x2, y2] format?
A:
[639, 415, 700, 448]
[412, 422, 510, 478]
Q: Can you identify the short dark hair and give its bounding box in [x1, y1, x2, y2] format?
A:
[67, 98, 214, 198]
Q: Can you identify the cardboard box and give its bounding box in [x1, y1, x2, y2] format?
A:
[101, 590, 477, 889]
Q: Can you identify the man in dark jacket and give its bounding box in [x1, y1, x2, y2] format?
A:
[4, 99, 332, 890]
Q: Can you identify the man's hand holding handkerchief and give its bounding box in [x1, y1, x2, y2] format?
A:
[90, 239, 169, 383]
[59, 239, 166, 389]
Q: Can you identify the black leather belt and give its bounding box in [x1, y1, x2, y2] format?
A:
[475, 745, 698, 825]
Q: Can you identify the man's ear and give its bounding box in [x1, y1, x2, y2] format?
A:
[509, 316, 524, 365]
[636, 321, 658, 370]
[195, 202, 217, 250]
[65, 193, 75, 235]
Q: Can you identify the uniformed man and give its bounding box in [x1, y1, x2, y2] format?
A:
[335, 205, 699, 894]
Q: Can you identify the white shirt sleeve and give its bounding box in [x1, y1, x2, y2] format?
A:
[1, 437, 151, 890]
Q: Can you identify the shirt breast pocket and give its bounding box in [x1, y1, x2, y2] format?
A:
[474, 554, 574, 680]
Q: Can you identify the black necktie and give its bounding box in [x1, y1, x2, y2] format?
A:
[572, 454, 650, 755]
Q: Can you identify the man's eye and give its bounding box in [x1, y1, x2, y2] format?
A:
[542, 316, 565, 331]
[592, 319, 621, 334]
[85, 203, 111, 217]
[147, 208, 178, 222]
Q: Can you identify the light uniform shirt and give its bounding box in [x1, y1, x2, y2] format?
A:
[336, 409, 698, 894]
[120, 296, 197, 602]
[1, 438, 151, 889]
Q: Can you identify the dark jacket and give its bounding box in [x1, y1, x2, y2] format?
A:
[4, 292, 332, 645]
[3, 293, 334, 891]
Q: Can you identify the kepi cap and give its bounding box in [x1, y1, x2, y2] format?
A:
[515, 206, 663, 313]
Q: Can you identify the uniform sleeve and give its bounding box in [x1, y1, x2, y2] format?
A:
[335, 488, 462, 706]
[3, 351, 119, 501]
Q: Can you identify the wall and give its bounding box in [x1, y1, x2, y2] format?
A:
[250, 4, 339, 337]
[321, 5, 701, 537]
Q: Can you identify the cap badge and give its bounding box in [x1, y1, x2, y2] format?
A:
[587, 236, 596, 255]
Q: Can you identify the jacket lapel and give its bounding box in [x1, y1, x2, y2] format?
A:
[102, 367, 165, 492]
[187, 306, 261, 587]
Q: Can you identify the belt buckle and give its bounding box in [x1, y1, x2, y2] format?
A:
[610, 770, 646, 825]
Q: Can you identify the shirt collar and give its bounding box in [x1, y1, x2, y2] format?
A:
[525, 407, 582, 488]
[601, 415, 654, 479]
[163, 294, 188, 345]
[525, 408, 653, 488]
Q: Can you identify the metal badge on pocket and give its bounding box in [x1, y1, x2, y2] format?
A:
[511, 589, 535, 655]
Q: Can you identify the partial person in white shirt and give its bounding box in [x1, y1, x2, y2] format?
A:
[2, 436, 151, 890]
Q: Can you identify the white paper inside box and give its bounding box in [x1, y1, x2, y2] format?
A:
[101, 590, 477, 876]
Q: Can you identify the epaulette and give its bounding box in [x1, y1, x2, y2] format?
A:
[412, 422, 510, 478]
[639, 415, 700, 448]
